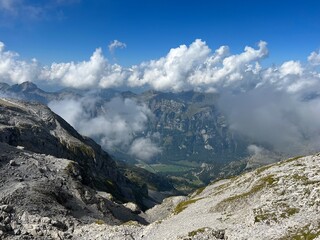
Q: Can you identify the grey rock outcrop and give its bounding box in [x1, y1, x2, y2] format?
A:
[0, 98, 153, 209]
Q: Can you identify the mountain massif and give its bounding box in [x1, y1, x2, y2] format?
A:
[0, 97, 173, 239]
[0, 85, 319, 239]
[0, 82, 263, 192]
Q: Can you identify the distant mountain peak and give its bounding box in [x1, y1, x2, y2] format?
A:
[11, 81, 39, 92]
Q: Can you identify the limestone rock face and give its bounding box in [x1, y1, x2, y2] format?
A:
[0, 98, 157, 239]
[0, 98, 151, 207]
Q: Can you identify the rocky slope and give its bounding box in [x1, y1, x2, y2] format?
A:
[72, 154, 320, 240]
[0, 142, 148, 239]
[0, 97, 174, 239]
[0, 97, 157, 207]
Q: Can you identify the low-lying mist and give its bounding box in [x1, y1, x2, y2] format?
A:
[49, 96, 161, 161]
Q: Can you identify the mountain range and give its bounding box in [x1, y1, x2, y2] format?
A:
[0, 84, 319, 239]
[0, 81, 282, 193]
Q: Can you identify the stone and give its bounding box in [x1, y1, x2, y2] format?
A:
[123, 202, 141, 214]
[14, 229, 21, 235]
[0, 223, 6, 231]
[9, 160, 18, 166]
[41, 217, 51, 224]
[63, 232, 73, 239]
[5, 224, 12, 231]
[52, 220, 68, 231]
[0, 205, 13, 213]
[3, 216, 11, 224]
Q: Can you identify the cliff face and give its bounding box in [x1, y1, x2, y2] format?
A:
[135, 90, 248, 164]
[0, 98, 135, 198]
[0, 97, 160, 217]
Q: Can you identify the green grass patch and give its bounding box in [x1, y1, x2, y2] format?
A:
[95, 219, 105, 225]
[122, 220, 140, 226]
[194, 186, 206, 196]
[256, 164, 273, 175]
[216, 175, 277, 208]
[283, 156, 304, 164]
[280, 207, 300, 218]
[292, 174, 309, 182]
[280, 224, 320, 240]
[188, 227, 206, 237]
[254, 212, 277, 223]
[173, 198, 203, 215]
[65, 161, 75, 173]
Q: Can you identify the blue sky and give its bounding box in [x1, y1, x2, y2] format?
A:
[0, 0, 319, 66]
[2, 0, 320, 156]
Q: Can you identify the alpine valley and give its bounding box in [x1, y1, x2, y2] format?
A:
[0, 82, 284, 193]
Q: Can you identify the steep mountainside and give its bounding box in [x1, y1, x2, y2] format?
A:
[0, 98, 175, 211]
[136, 90, 248, 164]
[73, 154, 320, 240]
[0, 142, 149, 239]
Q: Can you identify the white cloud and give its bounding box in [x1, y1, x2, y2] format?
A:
[247, 144, 263, 155]
[2, 39, 320, 156]
[108, 40, 127, 54]
[128, 39, 211, 91]
[49, 96, 161, 161]
[48, 98, 82, 126]
[279, 61, 303, 77]
[129, 138, 162, 161]
[125, 40, 268, 92]
[0, 39, 291, 92]
[219, 84, 320, 155]
[0, 42, 40, 84]
[308, 51, 320, 66]
[41, 48, 127, 89]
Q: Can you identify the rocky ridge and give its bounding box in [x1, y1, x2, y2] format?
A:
[71, 154, 320, 240]
[0, 97, 163, 239]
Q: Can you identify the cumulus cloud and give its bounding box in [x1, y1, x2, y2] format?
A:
[38, 39, 268, 92]
[279, 61, 303, 77]
[48, 96, 161, 161]
[0, 39, 277, 91]
[41, 48, 129, 89]
[108, 40, 127, 54]
[308, 51, 320, 66]
[0, 42, 40, 84]
[3, 39, 320, 156]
